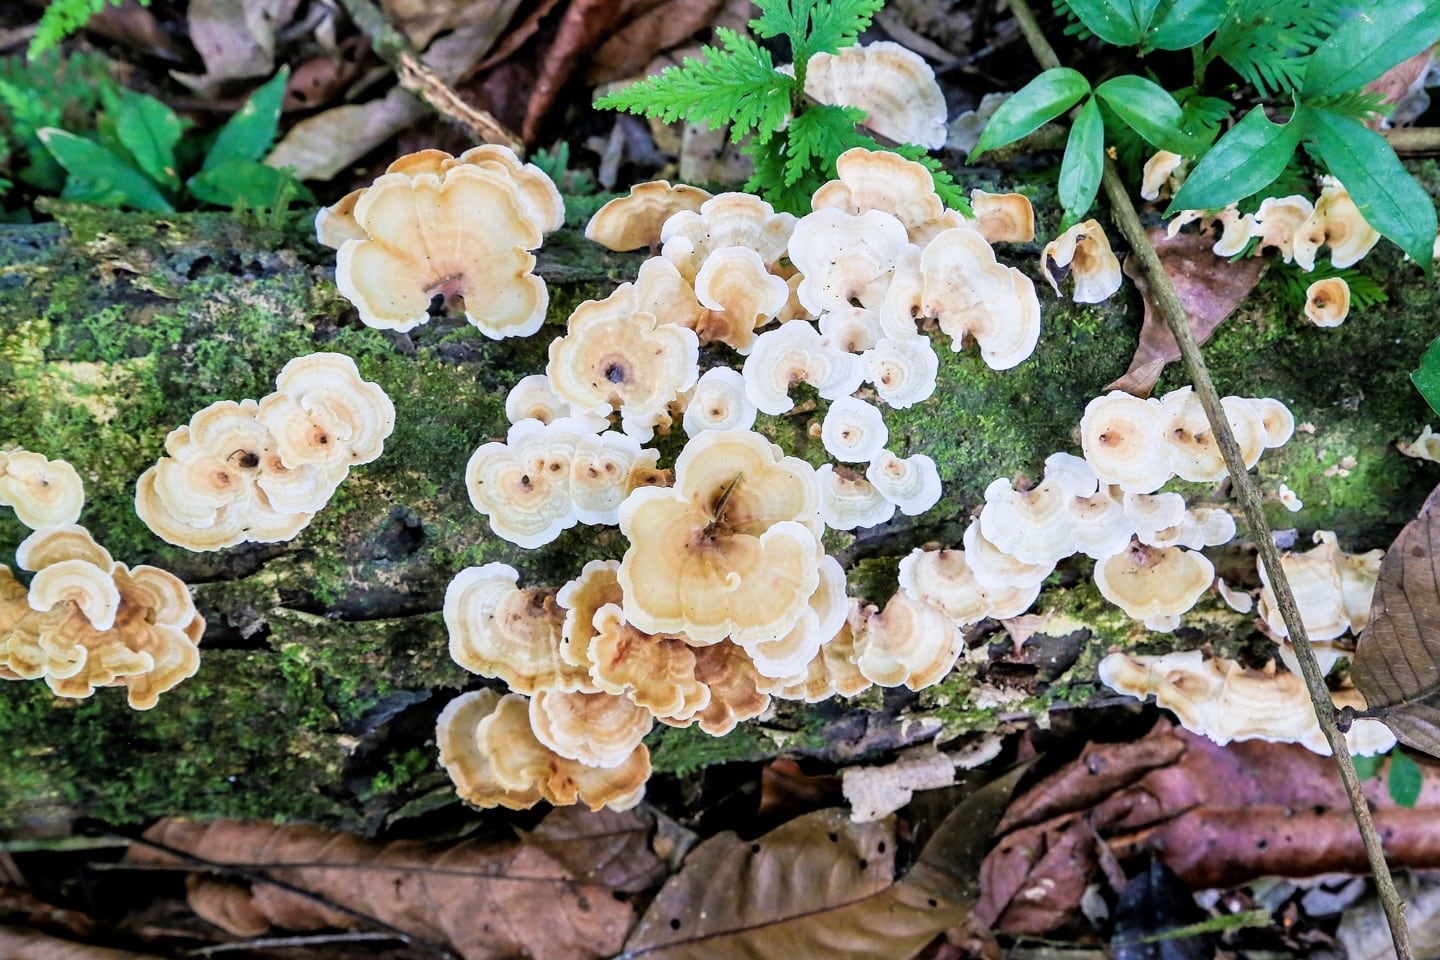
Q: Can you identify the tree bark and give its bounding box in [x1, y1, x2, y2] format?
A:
[0, 182, 1435, 831]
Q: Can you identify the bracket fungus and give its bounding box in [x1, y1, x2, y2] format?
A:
[742, 319, 866, 415]
[331, 157, 554, 337]
[820, 395, 889, 463]
[1, 526, 201, 709]
[810, 148, 963, 244]
[1303, 276, 1351, 327]
[803, 42, 948, 149]
[0, 449, 85, 529]
[1292, 177, 1381, 271]
[585, 180, 713, 252]
[866, 450, 942, 516]
[816, 465, 896, 530]
[1093, 540, 1214, 633]
[1041, 219, 1122, 304]
[681, 366, 758, 437]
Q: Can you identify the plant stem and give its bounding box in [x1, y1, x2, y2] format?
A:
[335, 0, 523, 152]
[1001, 0, 1413, 955]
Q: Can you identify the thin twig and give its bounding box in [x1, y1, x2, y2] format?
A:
[1386, 127, 1440, 157]
[335, 0, 523, 152]
[1000, 0, 1413, 955]
[185, 932, 398, 956]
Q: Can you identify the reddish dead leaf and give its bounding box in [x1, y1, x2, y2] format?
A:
[586, 0, 729, 85]
[518, 805, 669, 892]
[128, 814, 650, 960]
[1353, 482, 1440, 755]
[976, 722, 1440, 934]
[1364, 48, 1435, 127]
[522, 0, 627, 142]
[86, 2, 188, 62]
[173, 0, 302, 95]
[283, 37, 369, 113]
[1106, 230, 1266, 397]
[758, 757, 843, 820]
[0, 926, 167, 959]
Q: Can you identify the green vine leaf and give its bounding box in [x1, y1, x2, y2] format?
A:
[1388, 750, 1423, 808]
[1059, 96, 1104, 217]
[204, 67, 290, 170]
[596, 29, 794, 143]
[1060, 0, 1141, 45]
[1144, 0, 1226, 51]
[103, 86, 187, 192]
[969, 67, 1091, 160]
[1415, 336, 1440, 416]
[1305, 105, 1437, 272]
[1167, 105, 1304, 214]
[1303, 0, 1440, 97]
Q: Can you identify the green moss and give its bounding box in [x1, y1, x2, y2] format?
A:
[647, 722, 777, 776]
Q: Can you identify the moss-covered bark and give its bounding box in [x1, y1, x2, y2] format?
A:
[1, 171, 1437, 832]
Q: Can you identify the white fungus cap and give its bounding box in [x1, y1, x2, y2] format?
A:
[864, 337, 939, 409]
[866, 450, 942, 516]
[816, 464, 896, 530]
[742, 320, 867, 415]
[682, 366, 758, 437]
[821, 396, 889, 463]
[788, 207, 911, 315]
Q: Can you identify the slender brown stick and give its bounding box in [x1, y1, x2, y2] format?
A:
[1002, 0, 1413, 955]
[1386, 127, 1440, 157]
[335, 0, 523, 152]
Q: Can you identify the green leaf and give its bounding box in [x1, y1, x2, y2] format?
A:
[187, 158, 308, 209]
[1388, 750, 1423, 808]
[105, 87, 186, 191]
[1168, 105, 1304, 214]
[1060, 0, 1141, 45]
[36, 127, 174, 212]
[1059, 96, 1104, 217]
[1304, 0, 1440, 97]
[969, 67, 1091, 159]
[596, 29, 793, 143]
[1144, 0, 1226, 50]
[1306, 106, 1437, 270]
[1095, 74, 1192, 153]
[204, 67, 290, 171]
[1414, 336, 1440, 416]
[1350, 753, 1383, 781]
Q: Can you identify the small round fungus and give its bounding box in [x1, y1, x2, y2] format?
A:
[819, 306, 884, 353]
[863, 337, 939, 409]
[682, 366, 757, 437]
[969, 190, 1035, 243]
[585, 180, 713, 252]
[821, 396, 889, 463]
[505, 374, 573, 425]
[0, 449, 85, 529]
[465, 418, 586, 548]
[816, 464, 896, 530]
[803, 42, 948, 149]
[1303, 276, 1350, 327]
[660, 193, 796, 277]
[866, 450, 941, 516]
[1041, 219, 1122, 303]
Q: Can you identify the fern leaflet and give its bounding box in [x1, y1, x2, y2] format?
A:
[1203, 0, 1343, 95]
[594, 28, 794, 143]
[752, 0, 884, 66]
[783, 104, 869, 186]
[29, 0, 150, 59]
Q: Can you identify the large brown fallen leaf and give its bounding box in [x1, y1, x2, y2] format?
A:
[0, 927, 167, 959]
[976, 722, 1440, 934]
[127, 807, 664, 960]
[172, 0, 301, 94]
[1352, 483, 1440, 755]
[1106, 230, 1266, 397]
[619, 767, 1025, 959]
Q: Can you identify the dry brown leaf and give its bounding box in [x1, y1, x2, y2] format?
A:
[586, 0, 729, 85]
[86, 3, 188, 62]
[621, 769, 1025, 959]
[758, 757, 843, 820]
[267, 15, 521, 181]
[382, 0, 492, 49]
[1353, 482, 1440, 755]
[0, 926, 168, 959]
[1364, 48, 1435, 127]
[518, 805, 668, 893]
[976, 722, 1440, 934]
[1106, 230, 1266, 397]
[522, 0, 627, 142]
[283, 37, 369, 113]
[172, 0, 301, 94]
[128, 816, 642, 960]
[1338, 878, 1440, 960]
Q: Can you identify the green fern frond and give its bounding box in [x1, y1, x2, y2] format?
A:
[594, 28, 794, 143]
[752, 0, 884, 66]
[1176, 88, 1231, 148]
[29, 0, 149, 60]
[1309, 89, 1392, 124]
[1204, 0, 1344, 95]
[1050, 0, 1094, 40]
[783, 104, 869, 186]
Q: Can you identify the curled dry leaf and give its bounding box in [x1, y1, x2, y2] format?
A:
[841, 742, 955, 822]
[620, 768, 1025, 960]
[586, 0, 730, 85]
[129, 814, 656, 960]
[518, 805, 669, 893]
[0, 926, 170, 959]
[976, 721, 1440, 934]
[172, 0, 299, 94]
[1106, 230, 1266, 397]
[1352, 482, 1440, 755]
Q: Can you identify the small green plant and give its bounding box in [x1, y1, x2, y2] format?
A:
[594, 0, 967, 215]
[28, 0, 150, 60]
[1352, 748, 1424, 807]
[971, 0, 1440, 268]
[6, 63, 309, 215]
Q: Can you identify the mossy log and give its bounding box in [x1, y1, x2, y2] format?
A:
[1, 174, 1438, 832]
